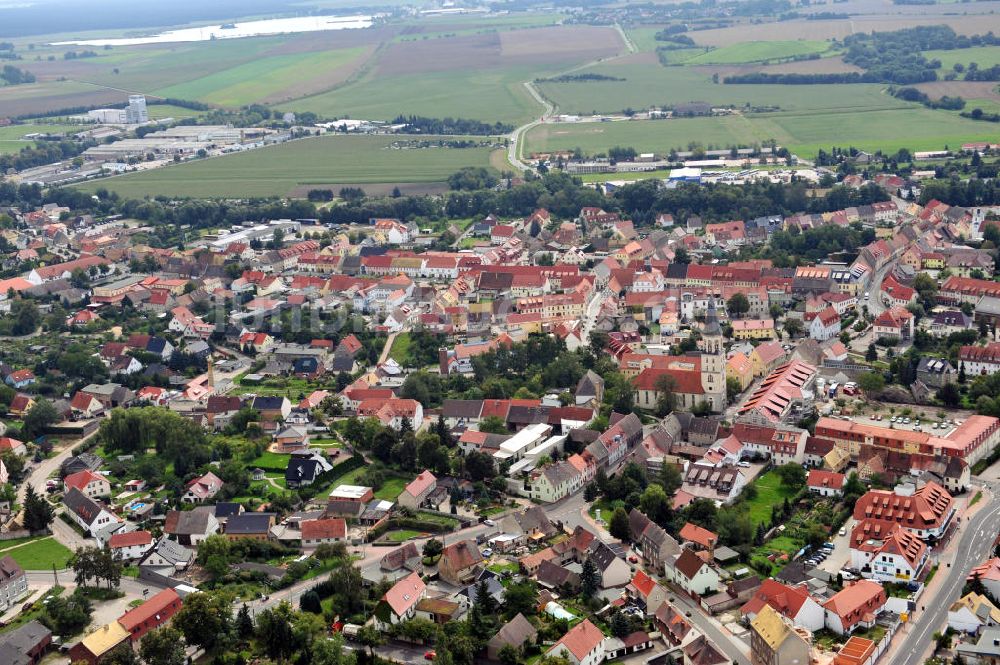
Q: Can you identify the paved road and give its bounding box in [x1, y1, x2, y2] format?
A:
[896, 480, 1000, 665]
[667, 588, 750, 665]
[507, 80, 554, 173]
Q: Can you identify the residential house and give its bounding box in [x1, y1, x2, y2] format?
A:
[848, 521, 928, 582]
[164, 508, 219, 547]
[807, 470, 845, 497]
[108, 531, 154, 562]
[68, 621, 130, 665]
[949, 592, 1000, 635]
[750, 605, 812, 665]
[117, 588, 183, 643]
[63, 469, 111, 500]
[0, 620, 52, 665]
[487, 613, 538, 661]
[670, 548, 721, 597]
[546, 618, 606, 665]
[0, 556, 28, 612]
[809, 306, 841, 341]
[823, 580, 887, 635]
[0, 437, 27, 457]
[300, 518, 347, 548]
[375, 571, 426, 628]
[439, 540, 484, 586]
[63, 487, 122, 546]
[741, 580, 826, 632]
[182, 471, 223, 504]
[225, 512, 275, 541]
[399, 470, 437, 510]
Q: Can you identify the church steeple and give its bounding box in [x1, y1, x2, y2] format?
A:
[702, 298, 723, 354]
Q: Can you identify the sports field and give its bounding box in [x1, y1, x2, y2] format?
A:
[524, 107, 1000, 159]
[75, 134, 499, 198]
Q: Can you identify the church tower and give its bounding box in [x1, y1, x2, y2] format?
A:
[700, 298, 727, 411]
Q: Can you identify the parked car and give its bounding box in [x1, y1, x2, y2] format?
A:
[839, 527, 847, 536]
[483, 519, 496, 527]
[481, 548, 493, 558]
[425, 651, 436, 661]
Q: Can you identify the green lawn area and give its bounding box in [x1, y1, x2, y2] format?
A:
[4, 537, 73, 570]
[375, 476, 411, 501]
[146, 104, 208, 120]
[250, 450, 291, 471]
[683, 40, 833, 65]
[416, 511, 460, 527]
[0, 123, 86, 154]
[0, 535, 42, 552]
[385, 529, 423, 543]
[330, 465, 367, 486]
[745, 471, 798, 527]
[76, 134, 500, 198]
[388, 333, 413, 365]
[488, 562, 520, 574]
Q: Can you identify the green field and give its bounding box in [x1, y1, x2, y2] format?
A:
[375, 476, 410, 501]
[155, 47, 367, 107]
[923, 45, 1000, 70]
[146, 104, 209, 120]
[76, 134, 499, 198]
[3, 537, 73, 570]
[536, 62, 903, 116]
[682, 40, 832, 65]
[745, 471, 798, 527]
[525, 106, 1000, 158]
[0, 123, 85, 153]
[292, 65, 545, 125]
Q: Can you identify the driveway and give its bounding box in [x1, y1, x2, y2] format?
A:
[817, 517, 855, 575]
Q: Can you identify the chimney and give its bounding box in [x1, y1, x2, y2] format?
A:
[207, 356, 215, 388]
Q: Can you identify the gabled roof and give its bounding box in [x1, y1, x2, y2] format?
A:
[679, 522, 718, 549]
[118, 588, 180, 631]
[674, 548, 708, 581]
[550, 618, 605, 661]
[383, 571, 425, 616]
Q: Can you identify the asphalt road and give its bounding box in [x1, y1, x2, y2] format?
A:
[667, 589, 750, 665]
[896, 480, 1000, 665]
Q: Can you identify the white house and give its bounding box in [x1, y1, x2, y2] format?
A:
[806, 470, 845, 497]
[528, 461, 582, 503]
[63, 470, 111, 500]
[545, 619, 606, 665]
[108, 530, 154, 561]
[669, 548, 721, 597]
[849, 522, 928, 583]
[741, 579, 826, 632]
[376, 571, 426, 629]
[63, 487, 123, 546]
[949, 592, 1000, 635]
[0, 556, 28, 612]
[398, 470, 437, 510]
[809, 306, 841, 341]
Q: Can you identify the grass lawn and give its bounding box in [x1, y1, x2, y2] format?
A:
[745, 471, 798, 527]
[250, 450, 291, 471]
[385, 529, 424, 543]
[388, 332, 413, 365]
[76, 134, 499, 198]
[330, 465, 367, 486]
[0, 536, 42, 552]
[488, 562, 520, 574]
[4, 537, 73, 570]
[682, 40, 833, 65]
[923, 45, 1000, 70]
[146, 104, 207, 120]
[416, 512, 460, 527]
[375, 476, 410, 501]
[0, 586, 63, 635]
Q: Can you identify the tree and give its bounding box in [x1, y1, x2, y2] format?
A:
[783, 318, 804, 338]
[498, 644, 522, 665]
[726, 376, 742, 401]
[23, 484, 53, 531]
[858, 371, 885, 399]
[235, 604, 254, 640]
[140, 627, 186, 665]
[173, 591, 232, 652]
[843, 472, 865, 505]
[937, 382, 961, 407]
[654, 373, 677, 417]
[256, 602, 295, 661]
[609, 506, 630, 541]
[22, 398, 57, 440]
[610, 611, 631, 638]
[423, 538, 443, 559]
[775, 463, 806, 490]
[503, 580, 539, 618]
[640, 483, 672, 526]
[479, 416, 508, 434]
[581, 557, 599, 599]
[312, 632, 357, 665]
[866, 343, 878, 362]
[300, 590, 323, 614]
[103, 643, 139, 665]
[357, 623, 385, 662]
[726, 293, 750, 319]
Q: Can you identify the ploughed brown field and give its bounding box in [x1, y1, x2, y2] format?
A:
[914, 80, 1000, 103]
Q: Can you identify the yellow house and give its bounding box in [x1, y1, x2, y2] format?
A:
[730, 318, 776, 341]
[726, 353, 754, 392]
[749, 341, 786, 378]
[921, 253, 945, 270]
[823, 446, 850, 473]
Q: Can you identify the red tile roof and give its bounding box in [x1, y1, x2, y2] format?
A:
[551, 619, 605, 661]
[118, 588, 181, 631]
[301, 518, 346, 541]
[109, 530, 152, 549]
